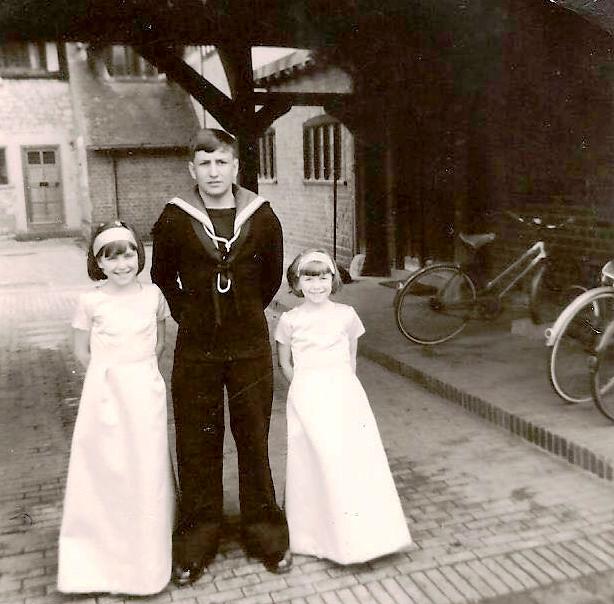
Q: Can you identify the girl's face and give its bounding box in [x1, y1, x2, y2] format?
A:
[298, 271, 333, 305]
[97, 243, 139, 288]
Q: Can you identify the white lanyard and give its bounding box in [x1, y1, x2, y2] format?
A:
[202, 222, 241, 253]
[168, 195, 264, 294]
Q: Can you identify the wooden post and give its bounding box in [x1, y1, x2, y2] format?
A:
[384, 117, 397, 270]
[218, 44, 258, 193]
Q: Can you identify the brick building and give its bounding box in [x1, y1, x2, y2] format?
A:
[66, 44, 197, 239]
[189, 0, 614, 282]
[5, 0, 608, 279]
[187, 47, 357, 268]
[335, 0, 614, 279]
[0, 43, 82, 237]
[253, 51, 356, 267]
[0, 41, 198, 240]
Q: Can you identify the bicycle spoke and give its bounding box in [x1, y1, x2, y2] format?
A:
[598, 375, 614, 397]
[593, 335, 614, 421]
[551, 336, 593, 402]
[550, 293, 614, 404]
[395, 266, 476, 345]
[530, 270, 572, 326]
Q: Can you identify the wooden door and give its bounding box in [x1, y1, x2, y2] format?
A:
[23, 147, 64, 226]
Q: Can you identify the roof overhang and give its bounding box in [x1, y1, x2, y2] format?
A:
[0, 0, 360, 48]
[0, 0, 612, 62]
[3, 0, 610, 51]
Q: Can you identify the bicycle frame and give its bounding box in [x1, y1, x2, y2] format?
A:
[475, 240, 546, 302]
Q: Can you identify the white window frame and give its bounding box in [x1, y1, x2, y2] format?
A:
[0, 42, 52, 75]
[105, 46, 161, 80]
[257, 128, 277, 181]
[303, 115, 342, 182]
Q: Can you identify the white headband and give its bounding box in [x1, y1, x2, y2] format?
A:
[298, 251, 336, 274]
[93, 227, 137, 256]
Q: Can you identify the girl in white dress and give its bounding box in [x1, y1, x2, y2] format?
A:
[57, 221, 175, 595]
[275, 249, 411, 565]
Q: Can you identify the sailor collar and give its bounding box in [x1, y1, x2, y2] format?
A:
[168, 194, 266, 253]
[167, 191, 268, 297]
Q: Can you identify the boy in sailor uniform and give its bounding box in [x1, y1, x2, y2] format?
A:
[151, 128, 290, 585]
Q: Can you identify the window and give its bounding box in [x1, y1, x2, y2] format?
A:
[0, 149, 7, 185]
[104, 46, 159, 78]
[257, 129, 276, 180]
[303, 115, 341, 181]
[0, 42, 48, 75]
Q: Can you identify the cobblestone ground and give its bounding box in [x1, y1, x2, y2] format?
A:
[4, 240, 614, 603]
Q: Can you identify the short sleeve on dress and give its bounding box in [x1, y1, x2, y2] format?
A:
[347, 306, 366, 339]
[155, 286, 171, 321]
[72, 293, 92, 331]
[274, 312, 291, 344]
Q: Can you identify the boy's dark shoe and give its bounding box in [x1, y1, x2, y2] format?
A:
[171, 523, 220, 586]
[263, 549, 293, 574]
[240, 519, 291, 574]
[172, 558, 209, 586]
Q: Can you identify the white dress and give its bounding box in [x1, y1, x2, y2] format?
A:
[275, 302, 411, 564]
[57, 282, 175, 595]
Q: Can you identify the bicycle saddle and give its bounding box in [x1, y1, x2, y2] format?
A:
[459, 232, 496, 250]
[602, 260, 614, 283]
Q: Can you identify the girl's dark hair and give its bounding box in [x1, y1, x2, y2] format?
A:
[86, 221, 145, 281]
[286, 248, 343, 297]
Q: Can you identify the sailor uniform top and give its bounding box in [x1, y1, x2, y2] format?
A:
[151, 184, 283, 360]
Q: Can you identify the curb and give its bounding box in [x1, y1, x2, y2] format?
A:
[360, 341, 614, 484]
[271, 297, 614, 485]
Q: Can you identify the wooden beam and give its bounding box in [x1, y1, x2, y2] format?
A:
[217, 43, 259, 191]
[253, 91, 351, 107]
[136, 42, 239, 133]
[253, 99, 293, 136]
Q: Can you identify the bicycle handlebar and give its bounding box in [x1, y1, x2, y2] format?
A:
[503, 209, 574, 230]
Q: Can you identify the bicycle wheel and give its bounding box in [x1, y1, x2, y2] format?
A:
[395, 265, 477, 345]
[592, 320, 614, 422]
[549, 291, 614, 404]
[529, 262, 571, 325]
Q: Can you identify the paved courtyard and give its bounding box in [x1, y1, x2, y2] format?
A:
[4, 239, 614, 603]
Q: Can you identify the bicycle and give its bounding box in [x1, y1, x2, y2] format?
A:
[590, 305, 614, 421]
[394, 211, 574, 345]
[545, 261, 614, 405]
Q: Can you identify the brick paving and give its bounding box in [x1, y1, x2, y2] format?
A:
[4, 241, 614, 603]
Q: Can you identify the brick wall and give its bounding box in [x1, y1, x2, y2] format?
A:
[257, 63, 356, 269]
[86, 153, 115, 229]
[0, 80, 74, 134]
[0, 78, 81, 235]
[339, 0, 614, 276]
[260, 105, 356, 268]
[0, 188, 17, 234]
[86, 150, 192, 239]
[192, 50, 357, 268]
[477, 1, 614, 289]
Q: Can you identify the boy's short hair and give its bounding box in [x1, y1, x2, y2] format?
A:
[86, 221, 146, 281]
[189, 128, 238, 158]
[286, 248, 343, 297]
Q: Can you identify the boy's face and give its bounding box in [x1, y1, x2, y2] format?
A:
[189, 146, 238, 200]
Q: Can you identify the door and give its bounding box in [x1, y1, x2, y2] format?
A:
[23, 147, 64, 227]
